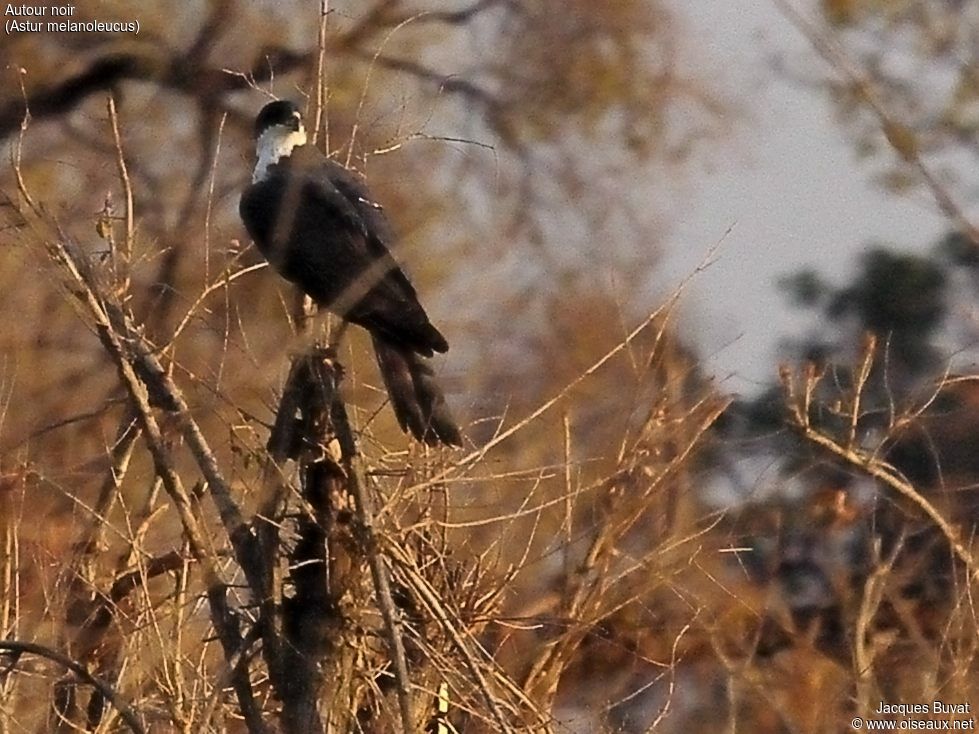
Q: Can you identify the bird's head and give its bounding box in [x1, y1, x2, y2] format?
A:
[251, 100, 307, 182]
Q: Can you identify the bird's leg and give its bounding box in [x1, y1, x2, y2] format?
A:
[324, 318, 352, 372]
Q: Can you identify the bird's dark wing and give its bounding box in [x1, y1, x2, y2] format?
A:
[240, 146, 448, 356]
[308, 153, 427, 306]
[241, 144, 461, 445]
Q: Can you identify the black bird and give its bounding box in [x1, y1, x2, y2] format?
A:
[240, 100, 462, 446]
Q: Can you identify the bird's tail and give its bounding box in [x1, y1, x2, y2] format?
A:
[371, 335, 462, 446]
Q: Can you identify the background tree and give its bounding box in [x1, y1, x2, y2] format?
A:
[777, 0, 979, 239]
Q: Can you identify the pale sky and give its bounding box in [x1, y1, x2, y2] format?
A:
[658, 1, 949, 394]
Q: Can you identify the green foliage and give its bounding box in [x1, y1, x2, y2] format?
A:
[828, 247, 946, 369]
[778, 268, 829, 308]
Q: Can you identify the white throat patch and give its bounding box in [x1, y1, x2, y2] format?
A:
[252, 121, 307, 182]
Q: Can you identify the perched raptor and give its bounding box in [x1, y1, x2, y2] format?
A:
[239, 100, 461, 446]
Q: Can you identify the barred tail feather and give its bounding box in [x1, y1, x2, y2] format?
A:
[371, 335, 462, 446]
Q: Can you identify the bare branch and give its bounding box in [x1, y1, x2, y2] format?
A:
[0, 639, 145, 734]
[0, 47, 309, 141]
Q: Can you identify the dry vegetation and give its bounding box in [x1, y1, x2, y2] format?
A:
[0, 1, 978, 733]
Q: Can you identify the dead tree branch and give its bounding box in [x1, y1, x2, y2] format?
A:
[780, 363, 979, 579]
[0, 47, 309, 141]
[10, 181, 271, 731]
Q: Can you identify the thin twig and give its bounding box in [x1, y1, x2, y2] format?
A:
[330, 389, 415, 734]
[386, 543, 518, 733]
[312, 0, 330, 151]
[106, 93, 134, 282]
[773, 0, 979, 245]
[782, 366, 979, 579]
[0, 639, 145, 734]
